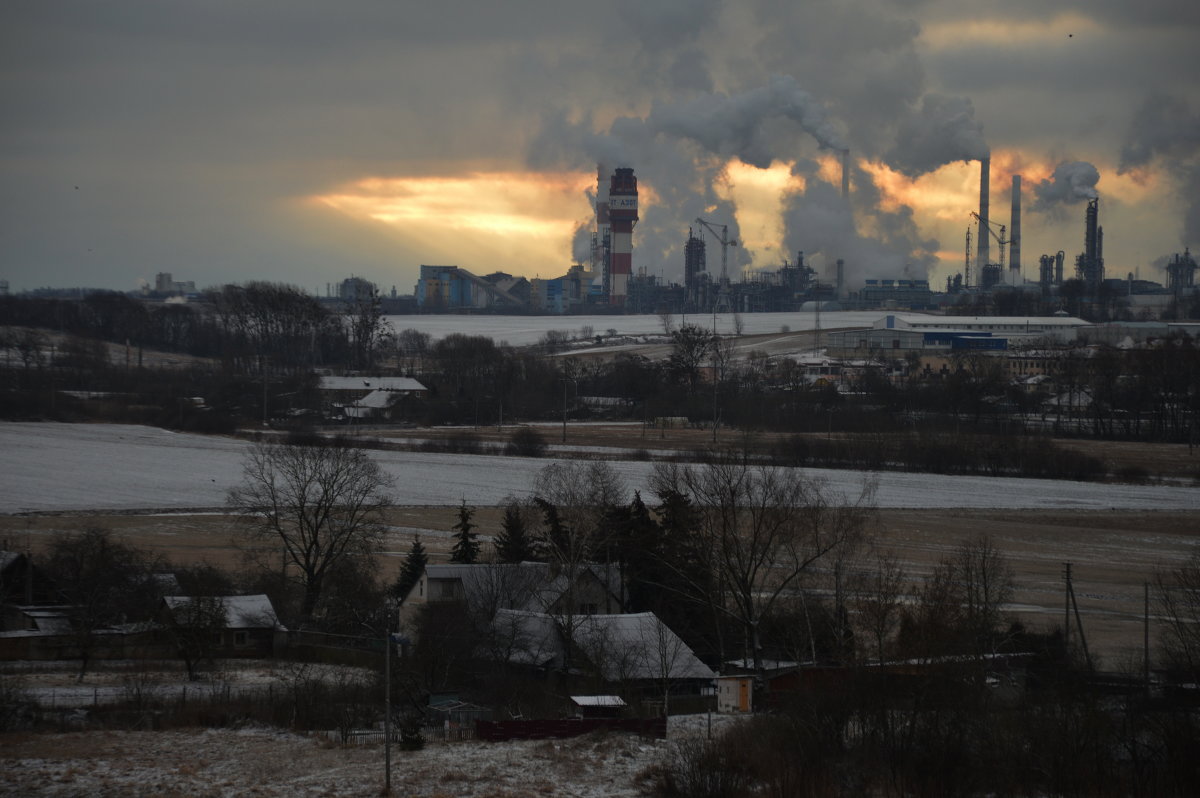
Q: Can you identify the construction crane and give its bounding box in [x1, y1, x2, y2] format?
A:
[695, 217, 738, 313]
[964, 227, 972, 288]
[970, 211, 1008, 272]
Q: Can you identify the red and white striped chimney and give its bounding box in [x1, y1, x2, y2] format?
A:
[607, 167, 638, 306]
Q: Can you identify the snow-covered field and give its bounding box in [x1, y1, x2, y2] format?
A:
[2, 422, 1199, 514]
[1, 719, 719, 797]
[384, 310, 884, 345]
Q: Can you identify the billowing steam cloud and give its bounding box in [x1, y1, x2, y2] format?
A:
[1120, 94, 1200, 246]
[647, 74, 847, 167]
[530, 73, 949, 286]
[886, 94, 989, 177]
[1032, 161, 1100, 212]
[571, 221, 593, 263]
[781, 157, 938, 288]
[529, 76, 851, 278]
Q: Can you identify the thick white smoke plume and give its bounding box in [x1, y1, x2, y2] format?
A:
[1120, 94, 1200, 246]
[885, 94, 990, 177]
[781, 157, 938, 288]
[529, 73, 946, 285]
[1032, 161, 1101, 213]
[648, 75, 847, 167]
[571, 222, 593, 264]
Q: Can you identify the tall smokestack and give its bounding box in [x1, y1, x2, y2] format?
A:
[595, 163, 611, 298]
[1009, 174, 1021, 285]
[841, 150, 850, 200]
[607, 167, 638, 306]
[977, 157, 990, 271]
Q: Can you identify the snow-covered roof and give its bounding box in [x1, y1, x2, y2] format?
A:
[724, 658, 801, 672]
[319, 376, 426, 392]
[573, 612, 715, 682]
[163, 594, 285, 631]
[883, 314, 1088, 329]
[422, 563, 623, 614]
[571, 695, 626, 707]
[354, 389, 400, 409]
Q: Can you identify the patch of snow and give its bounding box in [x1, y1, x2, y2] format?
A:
[3, 422, 1198, 513]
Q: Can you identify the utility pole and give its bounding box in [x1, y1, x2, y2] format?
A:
[1063, 562, 1093, 671]
[384, 612, 392, 795]
[1144, 581, 1151, 695]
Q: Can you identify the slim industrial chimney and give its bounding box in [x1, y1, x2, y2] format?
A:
[977, 157, 990, 272]
[1009, 174, 1021, 285]
[595, 164, 611, 299]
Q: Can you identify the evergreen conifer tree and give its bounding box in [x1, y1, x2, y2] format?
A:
[494, 501, 534, 563]
[449, 501, 480, 563]
[393, 535, 427, 600]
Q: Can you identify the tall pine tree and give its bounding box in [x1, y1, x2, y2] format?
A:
[494, 501, 535, 563]
[393, 535, 428, 600]
[449, 500, 480, 563]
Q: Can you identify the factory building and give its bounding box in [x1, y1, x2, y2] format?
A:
[860, 279, 934, 309]
[825, 325, 1006, 358]
[875, 313, 1087, 344]
[414, 265, 525, 310]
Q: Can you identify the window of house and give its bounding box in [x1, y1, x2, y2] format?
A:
[233, 631, 248, 647]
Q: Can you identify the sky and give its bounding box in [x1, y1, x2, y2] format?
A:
[2, 1, 1198, 296]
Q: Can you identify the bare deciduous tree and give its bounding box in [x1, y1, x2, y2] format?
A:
[1155, 551, 1200, 679]
[853, 552, 907, 664]
[651, 457, 874, 678]
[227, 442, 393, 625]
[43, 527, 160, 681]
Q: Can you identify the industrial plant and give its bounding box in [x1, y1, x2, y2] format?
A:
[412, 159, 1196, 322]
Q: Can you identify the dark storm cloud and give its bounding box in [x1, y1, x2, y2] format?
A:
[915, 0, 1200, 28]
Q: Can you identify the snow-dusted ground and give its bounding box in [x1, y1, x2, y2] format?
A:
[1, 699, 735, 798]
[3, 422, 1198, 514]
[384, 309, 884, 345]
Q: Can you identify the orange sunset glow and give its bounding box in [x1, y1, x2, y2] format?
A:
[315, 171, 597, 273]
